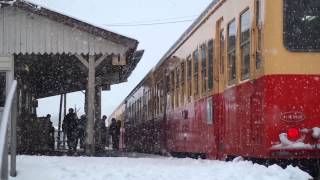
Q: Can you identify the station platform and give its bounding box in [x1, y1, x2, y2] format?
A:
[31, 149, 163, 158]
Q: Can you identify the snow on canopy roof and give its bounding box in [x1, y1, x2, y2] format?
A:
[0, 0, 138, 49]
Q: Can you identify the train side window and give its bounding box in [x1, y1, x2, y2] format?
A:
[156, 83, 159, 115]
[160, 80, 164, 113]
[130, 104, 133, 120]
[166, 75, 170, 94]
[171, 71, 175, 109]
[139, 97, 142, 120]
[200, 44, 207, 94]
[187, 56, 192, 102]
[208, 39, 214, 90]
[255, 0, 263, 69]
[220, 29, 225, 74]
[133, 102, 136, 122]
[227, 19, 237, 84]
[193, 49, 199, 96]
[0, 72, 6, 107]
[148, 91, 151, 118]
[176, 67, 180, 107]
[140, 98, 142, 119]
[181, 62, 185, 105]
[240, 9, 251, 80]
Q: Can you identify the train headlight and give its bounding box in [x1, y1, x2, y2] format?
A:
[312, 127, 320, 139]
[287, 128, 300, 140]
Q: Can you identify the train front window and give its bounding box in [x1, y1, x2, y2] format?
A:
[284, 0, 320, 51]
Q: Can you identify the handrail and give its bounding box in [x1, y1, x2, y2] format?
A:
[0, 80, 17, 180]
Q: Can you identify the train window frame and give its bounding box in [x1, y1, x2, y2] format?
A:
[207, 39, 214, 91]
[193, 48, 199, 96]
[227, 19, 237, 85]
[283, 0, 320, 51]
[240, 8, 251, 81]
[187, 55, 192, 102]
[200, 44, 207, 95]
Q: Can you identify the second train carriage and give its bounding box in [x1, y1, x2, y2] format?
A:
[111, 0, 320, 173]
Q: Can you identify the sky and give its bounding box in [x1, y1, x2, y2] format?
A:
[29, 0, 213, 126]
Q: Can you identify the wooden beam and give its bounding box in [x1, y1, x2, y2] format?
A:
[63, 93, 67, 148]
[94, 54, 108, 68]
[85, 55, 96, 155]
[75, 54, 89, 69]
[57, 94, 63, 149]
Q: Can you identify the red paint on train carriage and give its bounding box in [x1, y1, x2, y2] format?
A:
[163, 75, 320, 159]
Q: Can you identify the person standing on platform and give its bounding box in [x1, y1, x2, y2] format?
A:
[78, 114, 87, 149]
[47, 114, 55, 151]
[109, 118, 120, 150]
[62, 108, 78, 153]
[95, 115, 107, 153]
[100, 115, 107, 148]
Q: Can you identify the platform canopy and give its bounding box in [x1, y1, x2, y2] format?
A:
[0, 0, 143, 98]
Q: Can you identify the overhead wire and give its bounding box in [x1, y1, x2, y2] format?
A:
[105, 19, 194, 27]
[104, 15, 197, 27]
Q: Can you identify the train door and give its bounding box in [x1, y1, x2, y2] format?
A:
[249, 0, 264, 154]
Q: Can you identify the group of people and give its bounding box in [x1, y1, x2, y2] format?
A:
[62, 108, 121, 153]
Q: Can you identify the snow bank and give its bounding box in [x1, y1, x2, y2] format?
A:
[272, 133, 313, 149]
[312, 127, 320, 139]
[10, 155, 311, 180]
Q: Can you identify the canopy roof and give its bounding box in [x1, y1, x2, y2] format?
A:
[0, 0, 144, 98]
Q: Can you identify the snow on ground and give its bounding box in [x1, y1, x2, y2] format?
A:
[11, 155, 312, 180]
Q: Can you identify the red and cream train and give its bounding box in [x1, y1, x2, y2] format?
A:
[111, 0, 320, 175]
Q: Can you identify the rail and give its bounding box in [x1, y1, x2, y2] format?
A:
[0, 80, 17, 180]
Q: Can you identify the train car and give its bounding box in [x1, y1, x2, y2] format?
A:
[111, 0, 320, 175]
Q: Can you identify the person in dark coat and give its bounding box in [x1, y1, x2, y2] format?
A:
[77, 114, 87, 149]
[109, 118, 120, 150]
[95, 115, 108, 153]
[62, 108, 78, 152]
[100, 115, 107, 148]
[47, 114, 55, 150]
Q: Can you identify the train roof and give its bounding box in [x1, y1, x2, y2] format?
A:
[155, 0, 219, 69]
[114, 0, 220, 107]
